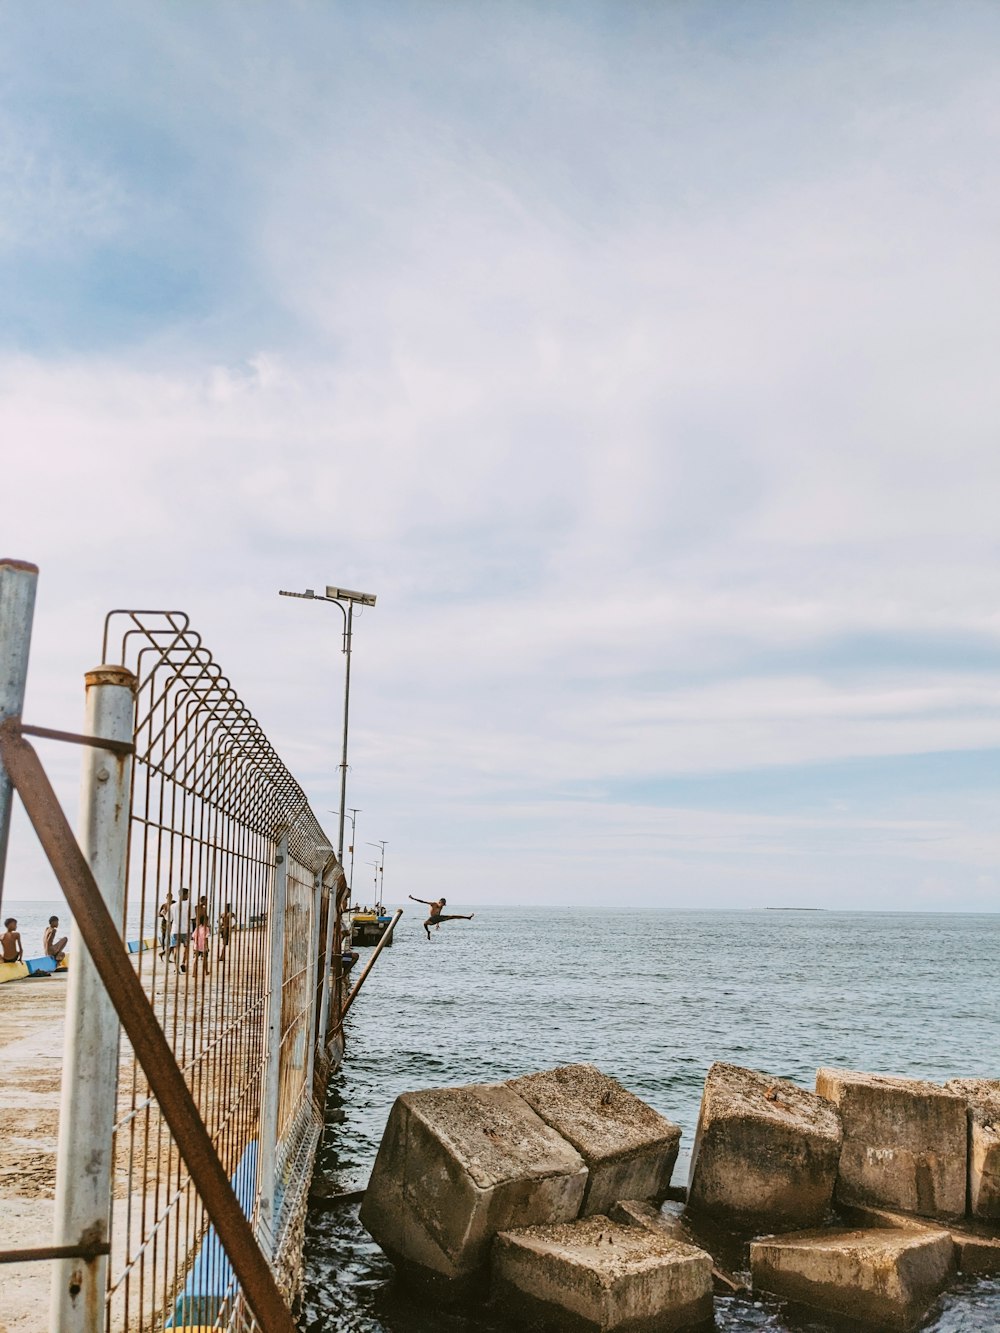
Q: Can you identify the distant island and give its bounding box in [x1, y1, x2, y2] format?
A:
[765, 907, 826, 911]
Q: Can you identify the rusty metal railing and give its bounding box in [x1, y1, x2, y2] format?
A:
[100, 610, 346, 1330]
[0, 564, 348, 1333]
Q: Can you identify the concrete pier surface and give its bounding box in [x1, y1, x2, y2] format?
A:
[0, 971, 67, 1332]
[0, 934, 291, 1332]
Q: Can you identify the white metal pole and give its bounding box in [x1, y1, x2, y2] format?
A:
[0, 557, 38, 913]
[336, 601, 353, 864]
[347, 808, 359, 895]
[257, 830, 288, 1259]
[305, 865, 323, 1097]
[316, 858, 342, 1061]
[49, 665, 137, 1333]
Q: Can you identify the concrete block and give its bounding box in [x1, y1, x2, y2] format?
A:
[841, 1200, 1000, 1276]
[816, 1068, 966, 1218]
[609, 1198, 685, 1241]
[509, 1064, 681, 1216]
[751, 1225, 955, 1330]
[610, 1199, 748, 1294]
[686, 1062, 843, 1230]
[359, 1082, 588, 1291]
[945, 1078, 1000, 1219]
[492, 1214, 714, 1332]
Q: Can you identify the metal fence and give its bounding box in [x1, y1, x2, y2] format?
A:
[0, 563, 348, 1333]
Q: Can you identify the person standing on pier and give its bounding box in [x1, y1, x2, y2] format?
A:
[408, 896, 475, 940]
[192, 912, 211, 977]
[174, 887, 190, 972]
[217, 902, 236, 962]
[158, 891, 176, 960]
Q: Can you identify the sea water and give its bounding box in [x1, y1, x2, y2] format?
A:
[298, 907, 1000, 1332]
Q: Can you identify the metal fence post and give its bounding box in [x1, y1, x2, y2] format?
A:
[316, 861, 342, 1058]
[305, 865, 323, 1097]
[50, 666, 136, 1333]
[0, 558, 38, 913]
[257, 830, 288, 1259]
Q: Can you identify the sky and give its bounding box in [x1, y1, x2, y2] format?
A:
[2, 1, 999, 911]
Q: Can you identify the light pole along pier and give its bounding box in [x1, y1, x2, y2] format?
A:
[278, 583, 403, 1005]
[278, 584, 376, 866]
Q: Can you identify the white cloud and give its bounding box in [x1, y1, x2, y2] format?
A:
[2, 2, 1000, 908]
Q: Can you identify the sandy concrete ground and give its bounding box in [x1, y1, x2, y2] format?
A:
[0, 972, 66, 1333]
[0, 932, 327, 1331]
[0, 959, 244, 1332]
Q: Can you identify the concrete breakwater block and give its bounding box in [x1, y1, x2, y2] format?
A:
[610, 1199, 748, 1294]
[841, 1200, 1000, 1276]
[751, 1225, 955, 1330]
[492, 1215, 714, 1332]
[816, 1068, 967, 1218]
[509, 1064, 682, 1216]
[359, 1082, 588, 1292]
[945, 1078, 1000, 1219]
[687, 1063, 842, 1230]
[609, 1198, 685, 1240]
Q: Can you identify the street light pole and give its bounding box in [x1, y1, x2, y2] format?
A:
[278, 584, 376, 865]
[347, 808, 361, 895]
[366, 860, 380, 905]
[337, 599, 354, 865]
[367, 839, 387, 908]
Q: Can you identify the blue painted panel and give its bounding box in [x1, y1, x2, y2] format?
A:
[25, 955, 56, 975]
[167, 1141, 259, 1328]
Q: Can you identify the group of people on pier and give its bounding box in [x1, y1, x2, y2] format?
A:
[158, 889, 237, 975]
[2, 914, 68, 965]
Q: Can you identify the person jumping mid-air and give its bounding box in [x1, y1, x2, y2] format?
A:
[408, 896, 474, 941]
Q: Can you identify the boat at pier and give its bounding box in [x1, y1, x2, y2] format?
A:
[350, 906, 395, 947]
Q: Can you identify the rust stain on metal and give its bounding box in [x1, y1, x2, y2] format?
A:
[17, 722, 135, 756]
[0, 1242, 111, 1265]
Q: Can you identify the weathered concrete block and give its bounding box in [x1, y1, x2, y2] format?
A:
[945, 1078, 1000, 1219]
[509, 1064, 681, 1216]
[359, 1082, 588, 1291]
[816, 1068, 966, 1218]
[841, 1200, 1000, 1276]
[609, 1198, 685, 1241]
[751, 1225, 955, 1330]
[610, 1199, 748, 1294]
[686, 1062, 842, 1230]
[492, 1215, 714, 1332]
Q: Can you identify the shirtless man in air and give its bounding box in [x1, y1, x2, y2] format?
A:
[408, 896, 475, 941]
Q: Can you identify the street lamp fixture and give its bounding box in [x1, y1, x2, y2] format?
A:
[327, 586, 377, 606]
[279, 583, 377, 864]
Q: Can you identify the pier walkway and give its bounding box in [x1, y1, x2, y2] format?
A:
[0, 971, 64, 1331]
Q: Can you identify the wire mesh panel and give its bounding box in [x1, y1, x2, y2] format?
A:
[99, 611, 343, 1332]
